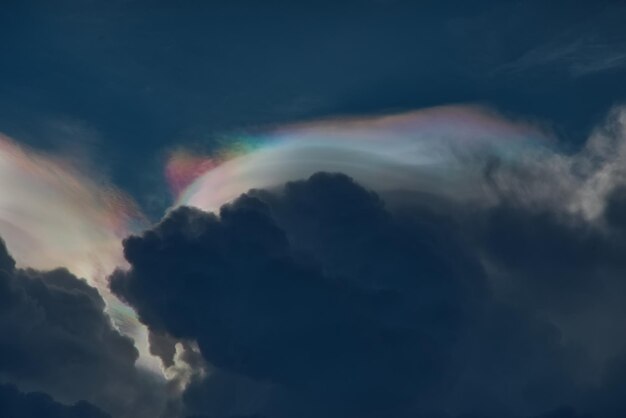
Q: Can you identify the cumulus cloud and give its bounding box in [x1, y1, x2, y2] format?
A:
[0, 238, 171, 418]
[111, 170, 626, 418]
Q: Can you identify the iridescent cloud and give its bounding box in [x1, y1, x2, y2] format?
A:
[0, 134, 161, 374]
[168, 105, 552, 212]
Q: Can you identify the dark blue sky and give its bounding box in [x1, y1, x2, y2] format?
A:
[2, 0, 626, 214]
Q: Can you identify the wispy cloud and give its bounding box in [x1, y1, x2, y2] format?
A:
[494, 4, 626, 78]
[497, 35, 626, 77]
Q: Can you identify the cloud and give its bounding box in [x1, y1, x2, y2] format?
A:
[0, 238, 172, 418]
[168, 104, 550, 213]
[495, 36, 626, 78]
[113, 171, 617, 418]
[0, 133, 160, 372]
[6, 102, 626, 417]
[171, 103, 626, 224]
[493, 4, 626, 78]
[0, 383, 110, 418]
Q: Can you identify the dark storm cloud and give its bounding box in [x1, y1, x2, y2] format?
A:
[0, 383, 109, 418]
[110, 172, 626, 418]
[0, 238, 169, 418]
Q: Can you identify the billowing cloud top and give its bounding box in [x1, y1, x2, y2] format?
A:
[105, 105, 626, 417]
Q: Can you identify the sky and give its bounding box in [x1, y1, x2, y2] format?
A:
[2, 1, 626, 418]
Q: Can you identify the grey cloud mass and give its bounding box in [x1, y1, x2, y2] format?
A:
[0, 239, 172, 418]
[109, 166, 626, 418]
